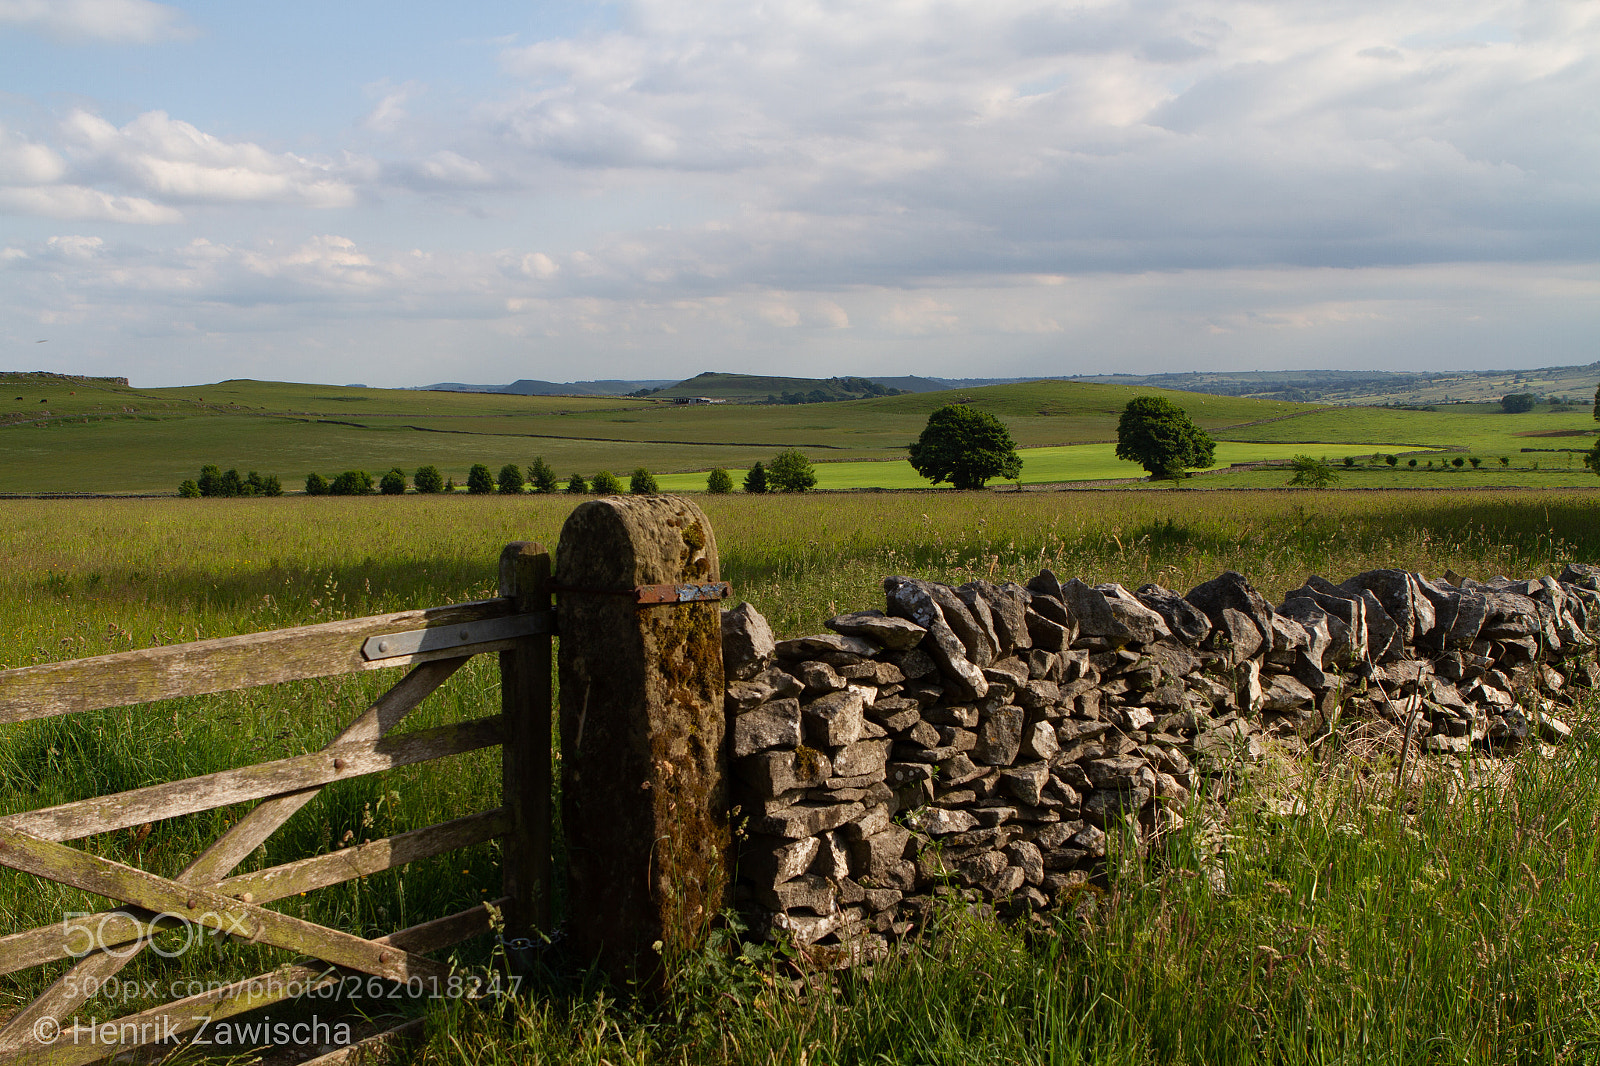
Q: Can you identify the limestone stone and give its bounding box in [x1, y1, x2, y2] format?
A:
[1185, 571, 1275, 647]
[1001, 762, 1051, 805]
[1005, 840, 1045, 885]
[905, 807, 979, 835]
[776, 633, 881, 659]
[732, 698, 803, 757]
[832, 738, 892, 778]
[751, 800, 864, 839]
[851, 826, 912, 880]
[884, 576, 990, 700]
[826, 610, 928, 651]
[1063, 578, 1170, 645]
[803, 689, 865, 748]
[722, 601, 776, 681]
[1134, 584, 1212, 645]
[738, 747, 832, 797]
[741, 834, 821, 888]
[974, 705, 1025, 765]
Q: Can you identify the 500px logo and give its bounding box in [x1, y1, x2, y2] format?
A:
[60, 910, 254, 959]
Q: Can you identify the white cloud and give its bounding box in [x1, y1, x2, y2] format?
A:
[0, 0, 190, 43]
[0, 127, 66, 184]
[0, 184, 180, 223]
[59, 110, 359, 207]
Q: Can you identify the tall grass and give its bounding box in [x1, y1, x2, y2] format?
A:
[1, 490, 1597, 1061]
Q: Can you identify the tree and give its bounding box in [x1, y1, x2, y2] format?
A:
[1593, 381, 1598, 421]
[743, 462, 768, 494]
[768, 449, 817, 492]
[1468, 456, 1482, 469]
[706, 468, 733, 494]
[329, 470, 375, 495]
[1115, 396, 1216, 483]
[1385, 454, 1399, 467]
[592, 470, 623, 494]
[445, 477, 457, 493]
[1588, 437, 1600, 477]
[906, 403, 1023, 490]
[630, 467, 659, 494]
[1408, 459, 1417, 468]
[178, 479, 200, 498]
[259, 473, 282, 497]
[1501, 392, 1538, 413]
[379, 468, 407, 495]
[1287, 455, 1339, 488]
[1451, 456, 1465, 468]
[466, 464, 494, 495]
[305, 472, 329, 496]
[527, 457, 559, 494]
[198, 465, 223, 497]
[497, 463, 524, 494]
[219, 469, 245, 497]
[566, 472, 588, 494]
[413, 465, 444, 494]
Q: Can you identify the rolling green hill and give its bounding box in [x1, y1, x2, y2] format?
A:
[2, 371, 1593, 494]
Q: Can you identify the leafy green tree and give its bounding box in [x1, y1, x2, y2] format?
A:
[743, 462, 768, 494]
[497, 463, 524, 494]
[219, 469, 245, 497]
[304, 472, 329, 496]
[1588, 437, 1599, 477]
[329, 470, 375, 495]
[1468, 456, 1482, 469]
[466, 464, 494, 495]
[1451, 456, 1465, 468]
[1287, 455, 1339, 488]
[380, 468, 407, 495]
[907, 403, 1023, 490]
[258, 473, 282, 497]
[706, 468, 733, 494]
[1408, 459, 1417, 468]
[592, 470, 623, 494]
[244, 471, 276, 496]
[413, 465, 444, 494]
[1385, 454, 1399, 467]
[1115, 396, 1216, 483]
[1593, 381, 1598, 421]
[198, 465, 223, 497]
[768, 449, 817, 492]
[1499, 456, 1510, 467]
[445, 477, 456, 492]
[565, 473, 588, 494]
[1342, 456, 1356, 468]
[177, 479, 200, 498]
[630, 467, 659, 494]
[527, 457, 559, 494]
[1501, 392, 1538, 413]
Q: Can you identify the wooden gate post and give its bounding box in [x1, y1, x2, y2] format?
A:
[555, 495, 729, 987]
[500, 542, 554, 944]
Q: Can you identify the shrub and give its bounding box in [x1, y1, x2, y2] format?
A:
[1287, 455, 1339, 488]
[380, 468, 407, 495]
[1499, 456, 1510, 467]
[1451, 456, 1466, 468]
[768, 449, 817, 493]
[1385, 454, 1399, 467]
[1408, 458, 1418, 468]
[329, 470, 375, 496]
[592, 470, 623, 495]
[498, 463, 525, 494]
[413, 465, 444, 494]
[630, 467, 659, 494]
[219, 469, 245, 497]
[743, 462, 768, 494]
[566, 473, 588, 494]
[1468, 456, 1482, 469]
[259, 473, 282, 497]
[466, 464, 494, 495]
[706, 468, 733, 494]
[1501, 392, 1538, 413]
[1343, 456, 1356, 468]
[177, 479, 200, 498]
[198, 465, 223, 497]
[527, 457, 559, 494]
[304, 472, 329, 496]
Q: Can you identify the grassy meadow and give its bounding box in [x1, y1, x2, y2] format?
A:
[13, 371, 1595, 496]
[2, 489, 1600, 1061]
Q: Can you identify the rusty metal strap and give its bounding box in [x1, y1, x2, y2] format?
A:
[549, 581, 730, 607]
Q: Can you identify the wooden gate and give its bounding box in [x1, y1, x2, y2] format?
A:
[0, 542, 553, 1064]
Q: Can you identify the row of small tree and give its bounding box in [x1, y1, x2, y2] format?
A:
[178, 465, 283, 497]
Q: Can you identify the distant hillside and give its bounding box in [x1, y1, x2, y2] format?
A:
[420, 378, 676, 396]
[1067, 363, 1600, 406]
[650, 372, 906, 402]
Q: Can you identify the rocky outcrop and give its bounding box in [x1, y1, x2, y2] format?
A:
[724, 563, 1599, 967]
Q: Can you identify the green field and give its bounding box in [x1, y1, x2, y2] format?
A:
[3, 491, 1599, 1063]
[3, 372, 1596, 495]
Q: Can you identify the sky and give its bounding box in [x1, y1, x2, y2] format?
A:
[0, 0, 1596, 388]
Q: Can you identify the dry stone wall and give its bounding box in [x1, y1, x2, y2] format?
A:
[722, 563, 1600, 965]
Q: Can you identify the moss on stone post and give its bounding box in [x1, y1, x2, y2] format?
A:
[555, 495, 729, 989]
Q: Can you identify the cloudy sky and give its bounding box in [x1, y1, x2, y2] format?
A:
[1, 0, 1595, 388]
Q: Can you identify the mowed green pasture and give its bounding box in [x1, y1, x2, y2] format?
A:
[3, 490, 1599, 1063]
[1218, 401, 1600, 454]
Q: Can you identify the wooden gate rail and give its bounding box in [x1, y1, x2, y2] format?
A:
[0, 542, 553, 1065]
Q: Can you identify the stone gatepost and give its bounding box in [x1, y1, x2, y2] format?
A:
[555, 495, 729, 987]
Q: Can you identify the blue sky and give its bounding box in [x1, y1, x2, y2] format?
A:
[1, 0, 1596, 388]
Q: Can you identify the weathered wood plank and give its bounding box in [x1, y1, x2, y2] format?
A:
[0, 660, 464, 1052]
[298, 1018, 426, 1066]
[0, 808, 508, 976]
[0, 826, 452, 983]
[499, 542, 554, 943]
[0, 597, 520, 723]
[0, 716, 503, 842]
[376, 897, 507, 955]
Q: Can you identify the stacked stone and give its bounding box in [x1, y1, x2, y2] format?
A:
[723, 562, 1600, 964]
